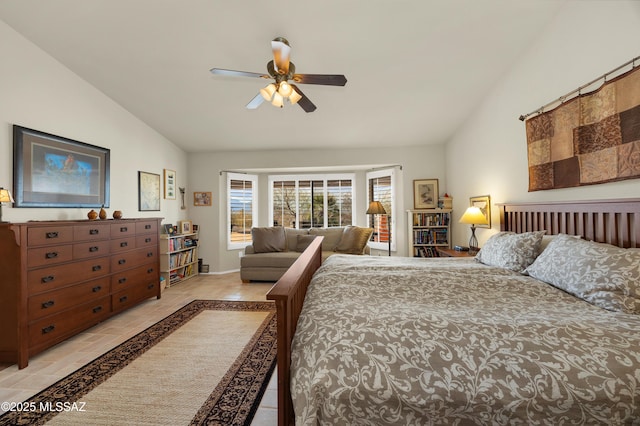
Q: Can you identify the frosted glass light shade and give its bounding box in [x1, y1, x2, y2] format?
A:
[271, 92, 284, 107]
[278, 81, 293, 97]
[260, 84, 277, 101]
[288, 89, 302, 105]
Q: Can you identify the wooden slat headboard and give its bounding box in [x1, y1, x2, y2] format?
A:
[498, 199, 640, 248]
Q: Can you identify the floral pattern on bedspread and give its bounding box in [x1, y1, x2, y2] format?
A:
[291, 255, 640, 425]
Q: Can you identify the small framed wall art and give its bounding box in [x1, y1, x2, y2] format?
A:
[194, 191, 212, 206]
[413, 179, 439, 209]
[138, 171, 160, 211]
[164, 169, 176, 200]
[469, 195, 491, 228]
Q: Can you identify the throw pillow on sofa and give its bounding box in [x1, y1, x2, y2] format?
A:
[251, 226, 286, 253]
[296, 235, 317, 252]
[334, 226, 373, 255]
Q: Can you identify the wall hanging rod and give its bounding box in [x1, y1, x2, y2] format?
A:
[518, 55, 640, 121]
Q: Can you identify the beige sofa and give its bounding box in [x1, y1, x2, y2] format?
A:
[241, 226, 372, 282]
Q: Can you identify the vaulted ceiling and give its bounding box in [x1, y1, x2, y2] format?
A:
[0, 0, 564, 152]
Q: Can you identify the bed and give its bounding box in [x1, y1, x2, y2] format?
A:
[266, 199, 640, 425]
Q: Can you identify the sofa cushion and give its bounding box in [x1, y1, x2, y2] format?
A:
[309, 227, 344, 251]
[241, 251, 302, 268]
[334, 226, 373, 254]
[285, 228, 310, 251]
[251, 226, 286, 253]
[295, 234, 317, 252]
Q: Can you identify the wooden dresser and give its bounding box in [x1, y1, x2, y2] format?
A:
[0, 218, 162, 369]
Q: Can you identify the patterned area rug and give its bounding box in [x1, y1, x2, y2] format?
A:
[0, 300, 277, 426]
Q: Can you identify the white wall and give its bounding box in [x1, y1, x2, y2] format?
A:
[446, 0, 640, 247]
[0, 20, 188, 225]
[188, 144, 447, 272]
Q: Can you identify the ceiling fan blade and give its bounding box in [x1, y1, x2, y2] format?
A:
[292, 74, 347, 86]
[291, 85, 317, 113]
[271, 37, 291, 75]
[210, 68, 270, 79]
[246, 93, 265, 110]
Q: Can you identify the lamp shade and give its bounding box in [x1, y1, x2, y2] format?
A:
[288, 88, 302, 105]
[260, 83, 277, 101]
[459, 206, 488, 225]
[366, 201, 387, 215]
[0, 188, 14, 203]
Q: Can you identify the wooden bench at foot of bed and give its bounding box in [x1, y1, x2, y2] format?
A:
[266, 236, 324, 426]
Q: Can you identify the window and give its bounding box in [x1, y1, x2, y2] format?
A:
[227, 173, 257, 249]
[366, 168, 396, 252]
[270, 174, 354, 229]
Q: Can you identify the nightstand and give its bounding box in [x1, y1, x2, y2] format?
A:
[437, 248, 475, 258]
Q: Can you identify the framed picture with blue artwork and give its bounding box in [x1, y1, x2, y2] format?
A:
[12, 125, 110, 207]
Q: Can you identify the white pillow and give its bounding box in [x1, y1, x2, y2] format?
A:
[475, 231, 545, 273]
[526, 233, 640, 314]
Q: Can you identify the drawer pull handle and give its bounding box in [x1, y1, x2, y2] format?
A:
[119, 295, 128, 303]
[92, 285, 102, 292]
[118, 277, 127, 284]
[42, 325, 55, 334]
[145, 238, 151, 243]
[147, 283, 155, 290]
[147, 252, 153, 257]
[42, 300, 55, 309]
[118, 259, 126, 265]
[92, 265, 102, 272]
[120, 241, 128, 247]
[145, 224, 151, 229]
[41, 275, 55, 283]
[89, 246, 99, 252]
[45, 251, 59, 259]
[93, 306, 103, 314]
[147, 268, 154, 273]
[46, 232, 59, 239]
[89, 229, 99, 235]
[120, 227, 128, 232]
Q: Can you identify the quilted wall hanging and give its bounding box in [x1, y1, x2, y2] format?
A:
[524, 61, 640, 192]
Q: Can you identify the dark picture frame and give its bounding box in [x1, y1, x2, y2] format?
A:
[138, 171, 160, 211]
[413, 178, 439, 209]
[13, 125, 110, 207]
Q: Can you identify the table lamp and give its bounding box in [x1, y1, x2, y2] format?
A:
[459, 206, 488, 255]
[0, 187, 14, 223]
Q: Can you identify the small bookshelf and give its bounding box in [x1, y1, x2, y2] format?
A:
[160, 230, 199, 287]
[407, 209, 452, 258]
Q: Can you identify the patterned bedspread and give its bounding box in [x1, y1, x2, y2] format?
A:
[291, 255, 640, 425]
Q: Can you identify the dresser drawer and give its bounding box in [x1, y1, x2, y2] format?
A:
[27, 226, 74, 246]
[110, 263, 158, 292]
[27, 257, 111, 296]
[73, 224, 110, 242]
[73, 240, 111, 260]
[112, 280, 158, 313]
[29, 296, 111, 351]
[27, 245, 73, 268]
[110, 237, 136, 253]
[28, 277, 110, 321]
[110, 247, 158, 273]
[136, 220, 158, 235]
[136, 233, 157, 248]
[111, 222, 136, 238]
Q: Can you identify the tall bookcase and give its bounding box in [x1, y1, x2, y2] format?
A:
[160, 232, 199, 287]
[407, 209, 452, 257]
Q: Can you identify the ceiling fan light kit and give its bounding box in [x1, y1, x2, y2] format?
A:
[210, 37, 347, 113]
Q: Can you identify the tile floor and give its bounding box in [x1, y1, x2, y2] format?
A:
[0, 272, 278, 425]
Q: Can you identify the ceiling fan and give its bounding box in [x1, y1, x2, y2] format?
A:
[210, 37, 347, 113]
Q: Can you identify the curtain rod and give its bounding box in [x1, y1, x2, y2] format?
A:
[518, 55, 640, 121]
